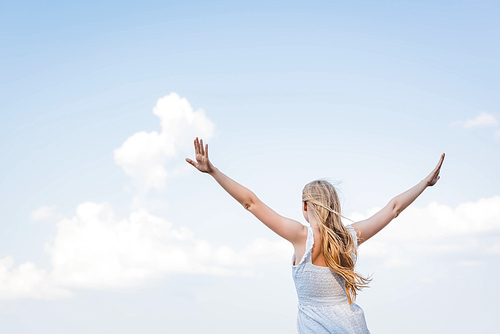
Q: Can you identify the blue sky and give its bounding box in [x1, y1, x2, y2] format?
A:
[1, 1, 499, 333]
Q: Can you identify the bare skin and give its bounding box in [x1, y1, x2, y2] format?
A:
[186, 137, 445, 267]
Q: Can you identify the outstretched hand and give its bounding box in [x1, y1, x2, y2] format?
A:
[186, 137, 214, 173]
[424, 153, 445, 187]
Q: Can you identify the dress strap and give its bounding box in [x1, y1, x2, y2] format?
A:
[346, 224, 358, 262]
[346, 224, 358, 249]
[303, 225, 315, 264]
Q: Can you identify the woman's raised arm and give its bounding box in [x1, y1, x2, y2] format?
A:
[186, 137, 306, 245]
[351, 153, 445, 246]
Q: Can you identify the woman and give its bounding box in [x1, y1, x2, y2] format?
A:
[186, 137, 445, 333]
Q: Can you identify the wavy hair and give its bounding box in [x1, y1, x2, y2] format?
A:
[302, 179, 372, 305]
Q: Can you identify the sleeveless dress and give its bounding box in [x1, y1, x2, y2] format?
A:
[291, 224, 371, 334]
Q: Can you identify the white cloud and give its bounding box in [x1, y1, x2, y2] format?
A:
[351, 196, 500, 267]
[350, 196, 500, 240]
[7, 194, 499, 297]
[114, 93, 215, 190]
[44, 202, 291, 290]
[30, 205, 60, 222]
[1, 199, 292, 300]
[4, 195, 500, 297]
[451, 112, 498, 129]
[0, 257, 72, 300]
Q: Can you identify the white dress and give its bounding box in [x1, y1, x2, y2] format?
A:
[291, 224, 371, 334]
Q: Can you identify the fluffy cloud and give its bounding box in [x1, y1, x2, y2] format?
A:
[350, 196, 500, 240]
[2, 201, 291, 299]
[45, 194, 498, 288]
[0, 257, 72, 300]
[451, 112, 498, 129]
[350, 196, 500, 267]
[42, 202, 291, 290]
[6, 194, 500, 297]
[114, 93, 215, 190]
[9, 195, 499, 297]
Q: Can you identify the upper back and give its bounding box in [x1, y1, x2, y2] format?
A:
[311, 225, 328, 267]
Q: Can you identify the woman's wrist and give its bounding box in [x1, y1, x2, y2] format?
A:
[208, 165, 217, 175]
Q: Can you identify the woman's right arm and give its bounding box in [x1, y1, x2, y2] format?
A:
[351, 153, 445, 246]
[186, 137, 306, 245]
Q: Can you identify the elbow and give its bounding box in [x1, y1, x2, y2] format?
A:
[243, 192, 257, 211]
[391, 199, 402, 218]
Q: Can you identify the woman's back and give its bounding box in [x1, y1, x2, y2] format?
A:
[292, 224, 371, 334]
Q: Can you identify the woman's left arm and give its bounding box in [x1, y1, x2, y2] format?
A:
[186, 137, 306, 245]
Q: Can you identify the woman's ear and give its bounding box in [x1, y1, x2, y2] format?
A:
[303, 202, 307, 211]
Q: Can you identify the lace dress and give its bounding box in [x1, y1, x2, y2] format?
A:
[291, 224, 371, 334]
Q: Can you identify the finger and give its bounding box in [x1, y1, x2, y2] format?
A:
[436, 154, 443, 167]
[437, 155, 445, 172]
[195, 137, 200, 155]
[185, 158, 197, 168]
[438, 153, 444, 166]
[200, 139, 205, 155]
[205, 144, 209, 157]
[434, 153, 445, 171]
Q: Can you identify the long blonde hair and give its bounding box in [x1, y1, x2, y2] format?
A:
[302, 179, 372, 305]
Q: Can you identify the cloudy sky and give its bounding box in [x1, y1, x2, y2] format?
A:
[1, 1, 499, 333]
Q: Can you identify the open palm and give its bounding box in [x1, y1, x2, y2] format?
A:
[186, 137, 214, 173]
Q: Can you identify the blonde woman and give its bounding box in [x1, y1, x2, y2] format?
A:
[186, 137, 445, 334]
